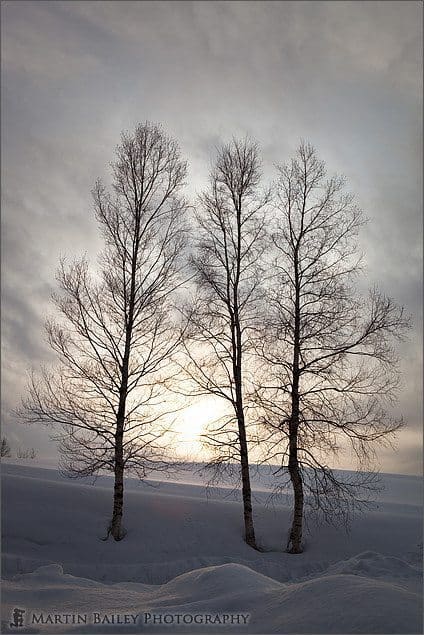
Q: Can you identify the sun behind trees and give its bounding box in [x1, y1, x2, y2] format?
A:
[20, 123, 188, 540]
[254, 142, 410, 553]
[19, 128, 409, 552]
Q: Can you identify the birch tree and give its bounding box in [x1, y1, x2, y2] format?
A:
[256, 142, 409, 553]
[1, 437, 11, 457]
[21, 122, 187, 540]
[180, 138, 269, 549]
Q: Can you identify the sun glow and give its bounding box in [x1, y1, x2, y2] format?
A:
[172, 397, 229, 460]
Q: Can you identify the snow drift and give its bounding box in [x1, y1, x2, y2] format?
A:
[1, 463, 422, 633]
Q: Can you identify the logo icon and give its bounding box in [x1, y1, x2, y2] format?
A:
[10, 608, 26, 628]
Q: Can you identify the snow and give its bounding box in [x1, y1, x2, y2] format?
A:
[1, 462, 422, 633]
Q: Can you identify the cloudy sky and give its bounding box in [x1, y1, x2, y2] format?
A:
[1, 1, 422, 474]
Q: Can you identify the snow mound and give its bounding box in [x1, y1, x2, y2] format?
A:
[265, 573, 422, 634]
[2, 562, 422, 633]
[326, 550, 422, 581]
[160, 562, 281, 598]
[8, 564, 106, 589]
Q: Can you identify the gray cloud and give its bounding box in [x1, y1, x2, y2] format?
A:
[1, 0, 422, 473]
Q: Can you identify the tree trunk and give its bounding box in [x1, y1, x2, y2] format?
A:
[108, 348, 130, 541]
[238, 415, 257, 548]
[108, 212, 139, 541]
[286, 374, 304, 553]
[110, 430, 125, 540]
[287, 235, 304, 554]
[233, 199, 257, 550]
[287, 419, 304, 553]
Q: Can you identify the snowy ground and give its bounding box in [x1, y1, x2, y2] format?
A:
[1, 462, 422, 634]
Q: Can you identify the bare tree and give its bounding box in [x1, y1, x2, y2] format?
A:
[255, 142, 409, 553]
[20, 122, 188, 540]
[16, 447, 37, 459]
[179, 138, 269, 549]
[1, 437, 11, 457]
